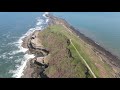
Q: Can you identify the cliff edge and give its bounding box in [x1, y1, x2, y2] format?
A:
[21, 14, 120, 78]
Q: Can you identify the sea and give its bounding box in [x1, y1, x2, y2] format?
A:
[0, 12, 120, 78]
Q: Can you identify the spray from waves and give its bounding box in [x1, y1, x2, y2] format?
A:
[9, 54, 35, 78]
[43, 12, 50, 23]
[9, 12, 50, 78]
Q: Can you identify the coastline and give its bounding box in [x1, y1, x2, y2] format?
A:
[69, 25, 120, 67]
[21, 30, 49, 78]
[49, 14, 120, 65]
[21, 14, 120, 78]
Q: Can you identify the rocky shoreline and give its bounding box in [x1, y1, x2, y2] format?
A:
[21, 30, 49, 78]
[21, 14, 120, 78]
[48, 14, 120, 67]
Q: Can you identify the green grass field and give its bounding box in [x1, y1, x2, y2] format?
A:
[37, 24, 115, 78]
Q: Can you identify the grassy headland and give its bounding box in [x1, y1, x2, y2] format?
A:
[21, 14, 120, 78]
[37, 23, 119, 78]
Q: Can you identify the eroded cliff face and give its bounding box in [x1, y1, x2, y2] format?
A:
[21, 30, 49, 78]
[21, 28, 80, 78]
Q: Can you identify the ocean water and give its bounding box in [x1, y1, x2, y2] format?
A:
[0, 12, 120, 78]
[0, 12, 49, 78]
[54, 12, 120, 57]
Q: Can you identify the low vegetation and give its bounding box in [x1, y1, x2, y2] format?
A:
[37, 24, 115, 78]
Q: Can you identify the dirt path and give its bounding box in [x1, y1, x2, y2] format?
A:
[70, 39, 97, 78]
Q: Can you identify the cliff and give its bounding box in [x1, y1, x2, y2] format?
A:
[21, 14, 120, 78]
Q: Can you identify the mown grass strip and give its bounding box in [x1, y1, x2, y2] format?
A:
[70, 39, 97, 78]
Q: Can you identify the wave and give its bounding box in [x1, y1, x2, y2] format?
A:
[0, 53, 7, 59]
[43, 12, 50, 23]
[9, 12, 50, 78]
[9, 54, 35, 78]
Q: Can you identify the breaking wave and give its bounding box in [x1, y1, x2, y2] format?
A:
[9, 12, 50, 78]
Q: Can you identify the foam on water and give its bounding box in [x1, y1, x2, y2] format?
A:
[10, 54, 35, 78]
[43, 12, 50, 23]
[0, 54, 6, 59]
[9, 12, 50, 78]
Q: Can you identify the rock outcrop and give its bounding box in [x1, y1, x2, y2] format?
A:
[21, 14, 120, 78]
[21, 30, 49, 78]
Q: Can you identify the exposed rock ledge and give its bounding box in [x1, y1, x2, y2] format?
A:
[21, 14, 120, 78]
[21, 30, 49, 78]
